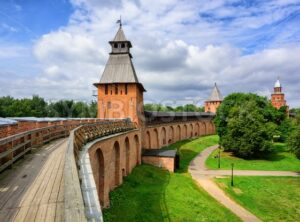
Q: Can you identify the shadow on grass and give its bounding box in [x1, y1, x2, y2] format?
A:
[176, 149, 199, 173]
[225, 151, 286, 162]
[162, 139, 200, 173]
[263, 152, 286, 161]
[102, 165, 171, 222]
[223, 143, 289, 162]
[161, 139, 192, 151]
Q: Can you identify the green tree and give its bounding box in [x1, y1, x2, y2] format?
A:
[30, 95, 47, 117]
[144, 103, 204, 113]
[215, 93, 279, 141]
[182, 104, 198, 112]
[175, 106, 184, 112]
[144, 104, 162, 111]
[277, 118, 296, 142]
[47, 100, 76, 117]
[0, 96, 14, 117]
[73, 101, 90, 117]
[287, 126, 300, 159]
[221, 101, 273, 158]
[89, 101, 98, 118]
[9, 99, 32, 117]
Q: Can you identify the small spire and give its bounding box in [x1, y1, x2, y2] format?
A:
[208, 83, 223, 101]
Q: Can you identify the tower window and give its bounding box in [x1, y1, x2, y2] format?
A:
[107, 102, 111, 109]
[121, 43, 125, 48]
[114, 43, 118, 48]
[115, 84, 118, 94]
[105, 85, 108, 95]
[125, 84, 128, 95]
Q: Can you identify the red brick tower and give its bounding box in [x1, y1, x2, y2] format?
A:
[205, 83, 223, 113]
[271, 78, 287, 109]
[94, 24, 146, 126]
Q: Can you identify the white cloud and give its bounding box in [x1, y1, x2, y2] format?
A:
[1, 0, 300, 107]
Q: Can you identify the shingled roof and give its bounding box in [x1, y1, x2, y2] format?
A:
[207, 83, 223, 101]
[99, 54, 139, 83]
[112, 26, 127, 41]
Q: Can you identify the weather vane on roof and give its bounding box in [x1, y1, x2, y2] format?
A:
[116, 15, 122, 27]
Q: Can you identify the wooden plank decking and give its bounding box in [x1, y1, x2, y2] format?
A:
[0, 139, 67, 222]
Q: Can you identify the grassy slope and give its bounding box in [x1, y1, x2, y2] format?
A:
[215, 176, 300, 222]
[103, 135, 241, 222]
[206, 143, 300, 171]
[163, 135, 219, 172]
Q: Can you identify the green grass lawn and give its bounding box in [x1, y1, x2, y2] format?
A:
[206, 143, 300, 171]
[103, 135, 241, 222]
[215, 176, 300, 222]
[163, 135, 219, 172]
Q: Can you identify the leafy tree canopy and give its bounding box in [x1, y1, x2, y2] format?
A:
[144, 104, 204, 112]
[215, 93, 286, 139]
[220, 100, 273, 158]
[214, 93, 288, 158]
[0, 96, 97, 118]
[288, 126, 300, 159]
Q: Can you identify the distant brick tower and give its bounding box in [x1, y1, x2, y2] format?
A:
[94, 24, 146, 126]
[205, 83, 223, 113]
[271, 78, 287, 109]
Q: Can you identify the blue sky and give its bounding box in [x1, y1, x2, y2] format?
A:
[0, 0, 72, 43]
[0, 0, 300, 107]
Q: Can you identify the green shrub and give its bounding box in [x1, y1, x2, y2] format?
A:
[287, 126, 300, 159]
[220, 101, 273, 158]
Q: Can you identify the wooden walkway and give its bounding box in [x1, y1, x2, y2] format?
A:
[0, 139, 67, 222]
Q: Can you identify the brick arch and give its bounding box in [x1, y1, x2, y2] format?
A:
[110, 141, 121, 190]
[95, 148, 105, 207]
[145, 131, 151, 148]
[199, 122, 205, 136]
[176, 125, 181, 141]
[183, 124, 187, 139]
[152, 128, 159, 148]
[212, 122, 216, 134]
[124, 137, 130, 175]
[210, 121, 215, 134]
[195, 122, 200, 136]
[208, 122, 212, 134]
[169, 126, 174, 144]
[190, 123, 193, 137]
[161, 127, 167, 146]
[203, 122, 207, 135]
[134, 134, 140, 165]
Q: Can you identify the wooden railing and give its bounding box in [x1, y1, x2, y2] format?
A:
[0, 123, 81, 172]
[64, 119, 135, 222]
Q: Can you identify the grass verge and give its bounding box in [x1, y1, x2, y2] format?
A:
[206, 143, 300, 171]
[215, 176, 300, 221]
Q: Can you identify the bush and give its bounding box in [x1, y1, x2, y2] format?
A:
[214, 93, 278, 141]
[287, 126, 300, 159]
[277, 119, 295, 142]
[220, 101, 273, 158]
